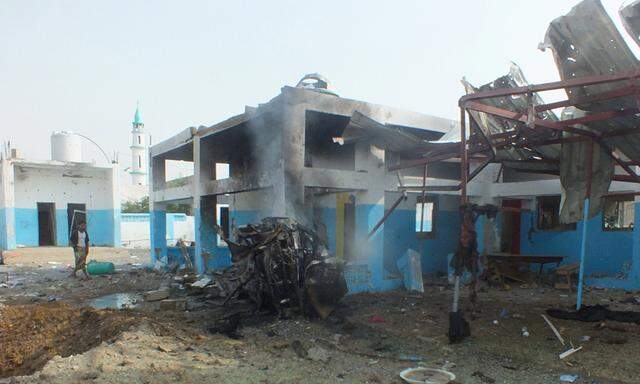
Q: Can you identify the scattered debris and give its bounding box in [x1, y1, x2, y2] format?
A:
[208, 313, 242, 339]
[472, 370, 496, 383]
[547, 305, 640, 324]
[213, 218, 347, 318]
[291, 340, 307, 359]
[521, 327, 530, 337]
[397, 354, 428, 362]
[619, 296, 640, 305]
[369, 315, 386, 323]
[559, 346, 583, 360]
[307, 346, 330, 362]
[399, 367, 456, 384]
[560, 374, 579, 382]
[190, 276, 212, 289]
[397, 249, 424, 293]
[159, 299, 187, 311]
[143, 290, 169, 302]
[542, 314, 565, 345]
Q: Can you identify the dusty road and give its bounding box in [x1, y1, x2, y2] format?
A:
[0, 247, 639, 383]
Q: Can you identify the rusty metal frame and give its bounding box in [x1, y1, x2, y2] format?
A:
[455, 72, 640, 205]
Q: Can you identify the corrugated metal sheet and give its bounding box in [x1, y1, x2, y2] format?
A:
[462, 63, 560, 168]
[544, 0, 640, 164]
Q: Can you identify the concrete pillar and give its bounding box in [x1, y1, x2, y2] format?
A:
[0, 160, 16, 250]
[279, 93, 306, 221]
[151, 156, 166, 192]
[193, 136, 204, 273]
[149, 203, 167, 264]
[109, 164, 121, 247]
[149, 155, 167, 264]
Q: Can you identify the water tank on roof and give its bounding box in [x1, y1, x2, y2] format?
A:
[51, 131, 82, 162]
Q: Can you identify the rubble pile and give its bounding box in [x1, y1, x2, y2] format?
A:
[214, 217, 347, 318]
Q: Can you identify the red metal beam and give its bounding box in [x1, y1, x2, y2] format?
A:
[460, 69, 640, 105]
[535, 85, 638, 112]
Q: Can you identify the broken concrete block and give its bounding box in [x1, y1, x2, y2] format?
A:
[307, 346, 329, 362]
[159, 299, 187, 311]
[191, 276, 212, 288]
[144, 290, 169, 302]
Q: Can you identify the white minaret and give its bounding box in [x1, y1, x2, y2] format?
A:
[129, 103, 148, 186]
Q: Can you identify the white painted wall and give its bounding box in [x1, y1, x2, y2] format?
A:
[11, 162, 116, 210]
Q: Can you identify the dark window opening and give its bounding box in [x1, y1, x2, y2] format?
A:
[537, 196, 576, 231]
[343, 196, 356, 260]
[217, 204, 230, 246]
[37, 202, 56, 246]
[603, 196, 634, 231]
[138, 155, 142, 168]
[304, 111, 355, 170]
[138, 135, 141, 144]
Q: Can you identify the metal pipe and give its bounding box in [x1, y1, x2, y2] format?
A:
[576, 197, 589, 310]
[577, 140, 594, 310]
[419, 164, 428, 232]
[460, 108, 468, 204]
[367, 191, 407, 240]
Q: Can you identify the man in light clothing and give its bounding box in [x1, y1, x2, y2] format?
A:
[69, 221, 90, 278]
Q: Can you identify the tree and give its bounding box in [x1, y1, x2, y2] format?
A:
[122, 196, 149, 213]
[121, 195, 192, 215]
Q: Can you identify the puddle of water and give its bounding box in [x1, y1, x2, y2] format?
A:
[87, 293, 141, 310]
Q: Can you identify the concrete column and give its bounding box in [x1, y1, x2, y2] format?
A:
[149, 155, 167, 264]
[193, 136, 204, 273]
[151, 156, 166, 191]
[109, 164, 121, 247]
[279, 93, 306, 221]
[0, 160, 16, 250]
[149, 203, 167, 265]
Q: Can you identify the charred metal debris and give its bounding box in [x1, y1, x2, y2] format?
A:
[211, 217, 348, 319]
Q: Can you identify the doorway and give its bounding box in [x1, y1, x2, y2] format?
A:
[336, 193, 356, 260]
[67, 203, 86, 234]
[37, 202, 56, 246]
[500, 199, 522, 254]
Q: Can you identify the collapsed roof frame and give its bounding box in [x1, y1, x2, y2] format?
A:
[390, 69, 640, 190]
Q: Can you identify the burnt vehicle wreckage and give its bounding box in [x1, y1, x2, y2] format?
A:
[212, 217, 348, 319]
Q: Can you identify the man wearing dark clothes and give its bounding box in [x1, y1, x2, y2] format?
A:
[69, 221, 90, 278]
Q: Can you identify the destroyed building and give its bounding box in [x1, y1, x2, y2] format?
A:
[148, 75, 462, 292]
[150, 0, 640, 295]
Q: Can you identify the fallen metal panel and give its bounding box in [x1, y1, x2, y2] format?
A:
[620, 0, 640, 48]
[543, 0, 640, 165]
[543, 0, 639, 111]
[336, 111, 426, 152]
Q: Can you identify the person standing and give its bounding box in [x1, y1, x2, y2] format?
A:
[69, 221, 90, 278]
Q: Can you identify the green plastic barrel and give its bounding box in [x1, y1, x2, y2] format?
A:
[86, 260, 115, 275]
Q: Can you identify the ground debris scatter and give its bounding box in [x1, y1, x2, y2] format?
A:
[0, 248, 639, 383]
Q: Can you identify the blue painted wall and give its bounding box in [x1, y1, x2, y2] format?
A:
[11, 207, 119, 248]
[384, 205, 460, 277]
[0, 208, 15, 250]
[520, 211, 632, 277]
[150, 210, 167, 264]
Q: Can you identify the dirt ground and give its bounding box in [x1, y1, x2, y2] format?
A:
[0, 247, 639, 384]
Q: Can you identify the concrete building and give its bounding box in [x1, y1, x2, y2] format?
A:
[149, 74, 640, 293]
[0, 134, 120, 250]
[148, 75, 460, 291]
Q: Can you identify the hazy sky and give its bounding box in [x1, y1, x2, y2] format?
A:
[1, 0, 638, 184]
